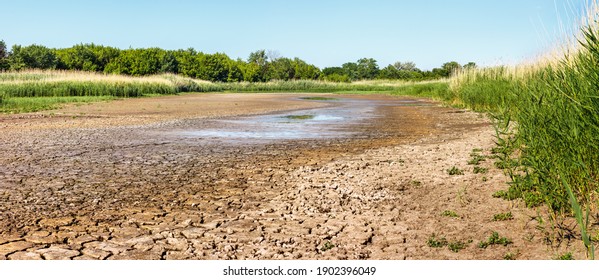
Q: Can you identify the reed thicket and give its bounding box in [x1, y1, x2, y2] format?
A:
[0, 70, 447, 101]
[450, 2, 599, 230]
[0, 70, 448, 112]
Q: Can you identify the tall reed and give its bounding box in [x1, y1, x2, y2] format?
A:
[451, 0, 599, 256]
[0, 70, 447, 98]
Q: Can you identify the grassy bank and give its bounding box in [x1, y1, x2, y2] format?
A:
[0, 96, 118, 113]
[448, 3, 599, 257]
[451, 22, 599, 213]
[0, 70, 449, 112]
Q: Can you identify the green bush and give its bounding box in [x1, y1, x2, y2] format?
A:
[323, 73, 351, 83]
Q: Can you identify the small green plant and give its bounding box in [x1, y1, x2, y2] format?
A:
[555, 252, 574, 260]
[0, 95, 118, 113]
[447, 166, 464, 175]
[493, 212, 513, 221]
[300, 96, 338, 101]
[473, 166, 488, 174]
[468, 154, 486, 165]
[492, 185, 544, 208]
[283, 114, 314, 120]
[563, 176, 595, 259]
[427, 234, 472, 253]
[503, 252, 516, 260]
[320, 241, 335, 251]
[492, 190, 508, 199]
[448, 241, 466, 253]
[478, 232, 512, 249]
[427, 234, 448, 248]
[441, 210, 459, 218]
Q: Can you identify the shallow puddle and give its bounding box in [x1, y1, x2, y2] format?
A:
[175, 97, 428, 142]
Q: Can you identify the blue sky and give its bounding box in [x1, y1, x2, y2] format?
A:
[0, 0, 589, 70]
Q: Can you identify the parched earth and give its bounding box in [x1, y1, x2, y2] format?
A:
[0, 93, 587, 260]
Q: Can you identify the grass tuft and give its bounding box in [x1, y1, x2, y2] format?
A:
[468, 153, 486, 165]
[448, 241, 466, 253]
[283, 114, 314, 120]
[493, 212, 513, 221]
[441, 210, 459, 218]
[478, 232, 512, 249]
[473, 166, 488, 174]
[447, 166, 464, 175]
[555, 252, 574, 260]
[320, 241, 335, 252]
[300, 96, 338, 101]
[427, 234, 448, 248]
[503, 252, 517, 260]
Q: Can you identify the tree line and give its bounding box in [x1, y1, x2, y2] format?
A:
[0, 40, 475, 82]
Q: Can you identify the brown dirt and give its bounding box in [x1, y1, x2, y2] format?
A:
[0, 93, 587, 260]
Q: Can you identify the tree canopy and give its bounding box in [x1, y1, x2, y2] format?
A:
[0, 40, 8, 70]
[0, 40, 473, 82]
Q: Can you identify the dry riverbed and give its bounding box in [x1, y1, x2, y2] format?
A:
[0, 93, 586, 260]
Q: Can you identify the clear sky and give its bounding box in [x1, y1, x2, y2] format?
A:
[0, 0, 589, 70]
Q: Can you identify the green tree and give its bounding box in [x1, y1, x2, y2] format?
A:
[56, 44, 121, 72]
[56, 44, 99, 71]
[322, 67, 344, 76]
[248, 50, 268, 66]
[0, 40, 8, 70]
[247, 50, 269, 81]
[430, 67, 448, 77]
[378, 65, 400, 79]
[160, 51, 178, 73]
[227, 59, 244, 82]
[293, 58, 320, 80]
[9, 44, 59, 70]
[356, 58, 379, 80]
[463, 62, 477, 69]
[268, 57, 295, 80]
[172, 48, 201, 78]
[341, 62, 359, 80]
[393, 61, 423, 80]
[393, 61, 417, 71]
[323, 73, 351, 82]
[378, 63, 423, 80]
[103, 50, 132, 75]
[90, 44, 120, 72]
[240, 61, 261, 82]
[442, 61, 462, 76]
[402, 70, 423, 79]
[197, 53, 230, 82]
[322, 67, 350, 82]
[104, 48, 164, 76]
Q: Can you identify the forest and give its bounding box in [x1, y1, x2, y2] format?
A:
[0, 40, 473, 82]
